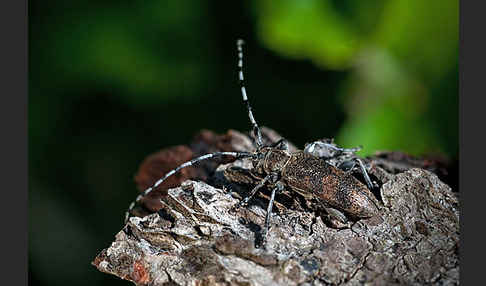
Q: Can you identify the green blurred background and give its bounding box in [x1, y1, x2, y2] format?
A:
[29, 0, 458, 285]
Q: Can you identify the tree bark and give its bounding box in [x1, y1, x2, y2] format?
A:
[92, 128, 459, 285]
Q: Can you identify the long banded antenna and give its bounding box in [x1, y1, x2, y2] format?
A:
[124, 151, 253, 223]
[237, 39, 263, 148]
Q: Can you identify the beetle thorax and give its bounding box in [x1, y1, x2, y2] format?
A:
[262, 148, 291, 174]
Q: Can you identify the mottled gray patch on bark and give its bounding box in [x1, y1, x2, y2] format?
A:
[94, 167, 458, 285]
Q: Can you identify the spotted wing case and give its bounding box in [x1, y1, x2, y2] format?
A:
[282, 152, 379, 218]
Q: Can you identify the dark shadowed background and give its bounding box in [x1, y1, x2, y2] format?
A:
[28, 1, 458, 285]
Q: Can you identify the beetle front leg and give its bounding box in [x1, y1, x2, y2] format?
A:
[259, 181, 285, 247]
[234, 173, 272, 209]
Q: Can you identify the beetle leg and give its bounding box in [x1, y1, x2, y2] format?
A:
[323, 206, 349, 228]
[336, 157, 374, 191]
[337, 159, 357, 172]
[261, 181, 285, 244]
[234, 173, 272, 209]
[355, 158, 374, 191]
[271, 139, 290, 151]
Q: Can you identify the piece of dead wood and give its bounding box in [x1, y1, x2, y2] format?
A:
[93, 128, 459, 286]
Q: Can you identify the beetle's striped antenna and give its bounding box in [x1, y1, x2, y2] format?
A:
[125, 151, 253, 223]
[237, 39, 264, 148]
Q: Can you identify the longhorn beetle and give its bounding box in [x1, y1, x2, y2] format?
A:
[125, 39, 380, 244]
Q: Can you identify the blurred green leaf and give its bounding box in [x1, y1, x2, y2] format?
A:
[337, 101, 441, 156]
[254, 0, 458, 157]
[373, 0, 458, 81]
[255, 0, 360, 69]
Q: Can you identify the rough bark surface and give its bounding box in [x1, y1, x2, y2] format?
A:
[93, 128, 459, 286]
